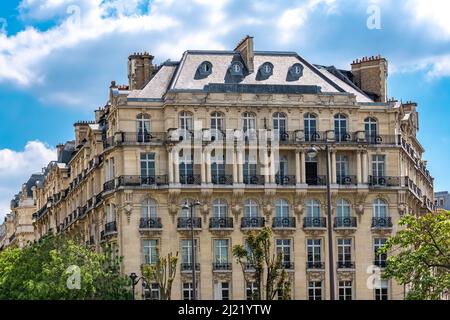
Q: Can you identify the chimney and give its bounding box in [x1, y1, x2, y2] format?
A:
[234, 35, 254, 73]
[351, 55, 388, 102]
[56, 144, 64, 162]
[128, 52, 154, 90]
[73, 122, 91, 146]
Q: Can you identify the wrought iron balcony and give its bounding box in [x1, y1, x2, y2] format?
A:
[213, 263, 232, 271]
[211, 175, 233, 185]
[95, 193, 103, 205]
[209, 217, 233, 229]
[281, 261, 294, 270]
[306, 176, 326, 186]
[374, 260, 388, 268]
[368, 176, 401, 187]
[117, 175, 168, 187]
[336, 175, 357, 185]
[306, 261, 325, 270]
[139, 217, 163, 229]
[244, 263, 256, 271]
[243, 175, 265, 185]
[177, 217, 202, 229]
[180, 174, 201, 185]
[103, 179, 116, 192]
[104, 221, 117, 235]
[371, 217, 393, 228]
[303, 217, 327, 228]
[241, 217, 265, 229]
[337, 261, 355, 269]
[180, 263, 200, 272]
[272, 217, 296, 228]
[275, 175, 296, 186]
[334, 217, 357, 228]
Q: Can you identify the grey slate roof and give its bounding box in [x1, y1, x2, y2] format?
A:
[57, 141, 76, 164]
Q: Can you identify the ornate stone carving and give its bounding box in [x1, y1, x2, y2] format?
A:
[307, 271, 325, 282]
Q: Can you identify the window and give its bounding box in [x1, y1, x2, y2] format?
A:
[180, 199, 198, 218]
[334, 114, 348, 141]
[260, 62, 273, 76]
[275, 199, 290, 218]
[141, 199, 157, 218]
[304, 113, 317, 142]
[372, 155, 385, 178]
[140, 153, 155, 177]
[105, 203, 116, 223]
[230, 61, 244, 76]
[373, 199, 388, 218]
[181, 239, 197, 265]
[439, 199, 444, 206]
[375, 280, 389, 300]
[210, 112, 224, 131]
[289, 63, 304, 78]
[106, 157, 115, 181]
[308, 281, 322, 300]
[211, 150, 225, 183]
[198, 61, 212, 76]
[243, 152, 257, 180]
[273, 112, 287, 135]
[336, 199, 351, 218]
[214, 282, 230, 300]
[144, 283, 160, 300]
[374, 238, 387, 267]
[214, 239, 229, 265]
[307, 239, 322, 266]
[179, 111, 193, 139]
[212, 199, 227, 218]
[246, 282, 258, 300]
[136, 113, 151, 142]
[337, 238, 352, 267]
[364, 117, 377, 143]
[306, 200, 320, 218]
[242, 112, 256, 133]
[276, 239, 291, 268]
[244, 199, 259, 218]
[143, 239, 158, 264]
[183, 282, 197, 300]
[336, 155, 348, 182]
[338, 281, 352, 300]
[179, 150, 193, 183]
[276, 156, 288, 180]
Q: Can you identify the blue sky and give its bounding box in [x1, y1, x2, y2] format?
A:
[0, 0, 449, 219]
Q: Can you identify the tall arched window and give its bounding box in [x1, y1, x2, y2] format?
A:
[276, 156, 289, 184]
[336, 199, 351, 218]
[242, 112, 256, 133]
[364, 117, 378, 143]
[336, 155, 349, 183]
[306, 200, 320, 218]
[179, 111, 193, 140]
[334, 114, 348, 142]
[373, 199, 388, 218]
[275, 199, 290, 218]
[304, 113, 317, 142]
[179, 150, 193, 184]
[136, 113, 151, 142]
[180, 199, 197, 217]
[141, 199, 157, 218]
[273, 112, 287, 135]
[211, 149, 225, 184]
[244, 199, 259, 217]
[212, 199, 228, 218]
[105, 203, 116, 223]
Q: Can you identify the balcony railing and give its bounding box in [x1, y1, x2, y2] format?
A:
[334, 217, 357, 228]
[243, 175, 265, 185]
[306, 261, 325, 270]
[95, 193, 103, 205]
[281, 261, 294, 270]
[117, 175, 168, 187]
[180, 174, 201, 185]
[104, 221, 117, 235]
[211, 175, 233, 185]
[180, 263, 200, 272]
[241, 217, 265, 229]
[272, 217, 296, 228]
[303, 217, 327, 228]
[103, 179, 116, 192]
[213, 263, 232, 271]
[177, 217, 202, 229]
[275, 175, 296, 186]
[139, 217, 162, 229]
[103, 132, 166, 148]
[306, 176, 326, 186]
[336, 175, 357, 185]
[209, 217, 233, 229]
[371, 217, 393, 228]
[368, 176, 401, 187]
[337, 261, 355, 269]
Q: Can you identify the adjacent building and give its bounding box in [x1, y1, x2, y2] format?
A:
[29, 36, 434, 300]
[434, 191, 450, 210]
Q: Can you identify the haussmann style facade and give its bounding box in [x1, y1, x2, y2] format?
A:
[24, 36, 435, 300]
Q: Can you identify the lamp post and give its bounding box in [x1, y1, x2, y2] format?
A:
[182, 200, 202, 300]
[307, 144, 335, 300]
[129, 272, 147, 300]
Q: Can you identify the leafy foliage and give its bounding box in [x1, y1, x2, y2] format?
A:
[142, 250, 178, 300]
[379, 210, 450, 300]
[0, 234, 130, 299]
[232, 227, 291, 300]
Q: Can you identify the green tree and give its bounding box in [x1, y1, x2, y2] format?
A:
[142, 250, 178, 300]
[379, 210, 450, 300]
[0, 234, 130, 299]
[232, 227, 291, 300]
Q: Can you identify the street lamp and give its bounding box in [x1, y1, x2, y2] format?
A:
[129, 272, 147, 300]
[307, 144, 335, 300]
[182, 200, 202, 300]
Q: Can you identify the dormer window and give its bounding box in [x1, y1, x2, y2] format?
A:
[260, 62, 273, 77]
[230, 61, 244, 76]
[198, 61, 212, 77]
[288, 63, 303, 79]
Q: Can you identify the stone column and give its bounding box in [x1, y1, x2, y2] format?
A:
[206, 150, 212, 183]
[300, 150, 306, 184]
[295, 150, 301, 184]
[168, 150, 174, 183]
[269, 150, 276, 183]
[331, 150, 337, 184]
[356, 151, 362, 184]
[362, 152, 368, 184]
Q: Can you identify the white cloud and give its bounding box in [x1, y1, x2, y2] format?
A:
[407, 0, 450, 40]
[0, 141, 56, 221]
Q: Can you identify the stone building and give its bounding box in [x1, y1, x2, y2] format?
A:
[434, 191, 450, 210]
[31, 36, 434, 300]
